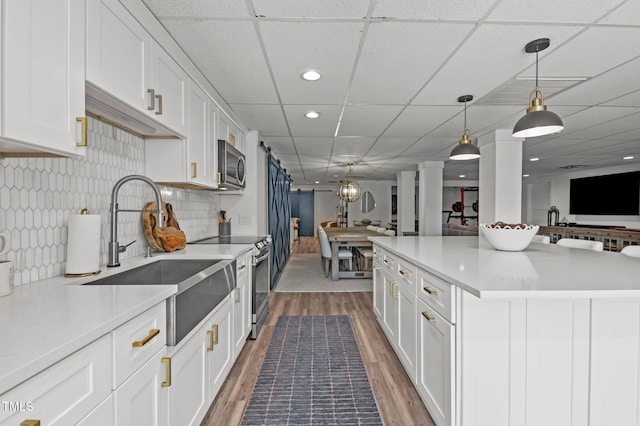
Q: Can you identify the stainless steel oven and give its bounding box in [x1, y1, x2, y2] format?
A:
[189, 235, 271, 339]
[251, 239, 270, 339]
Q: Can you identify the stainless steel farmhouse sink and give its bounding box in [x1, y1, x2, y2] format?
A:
[84, 258, 236, 345]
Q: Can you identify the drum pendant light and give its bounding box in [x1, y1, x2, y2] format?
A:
[450, 95, 480, 160]
[339, 163, 361, 202]
[512, 38, 564, 138]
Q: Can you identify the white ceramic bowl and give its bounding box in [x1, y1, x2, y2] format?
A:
[480, 223, 540, 251]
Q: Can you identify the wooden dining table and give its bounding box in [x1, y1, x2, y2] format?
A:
[322, 226, 386, 281]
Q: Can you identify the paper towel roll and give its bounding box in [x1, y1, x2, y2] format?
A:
[66, 213, 101, 275]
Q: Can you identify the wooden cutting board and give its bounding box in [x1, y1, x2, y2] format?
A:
[142, 202, 186, 252]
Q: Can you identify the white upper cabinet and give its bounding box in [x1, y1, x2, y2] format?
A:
[186, 82, 212, 187]
[1, 0, 86, 157]
[86, 0, 152, 114]
[151, 45, 188, 136]
[86, 0, 187, 137]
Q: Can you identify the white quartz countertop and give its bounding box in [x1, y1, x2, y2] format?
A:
[369, 236, 640, 299]
[0, 243, 254, 395]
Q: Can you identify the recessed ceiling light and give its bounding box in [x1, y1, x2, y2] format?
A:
[301, 70, 321, 81]
[523, 174, 530, 177]
[314, 181, 320, 184]
[459, 174, 466, 178]
[623, 156, 634, 160]
[305, 111, 320, 119]
[333, 174, 340, 178]
[529, 157, 539, 162]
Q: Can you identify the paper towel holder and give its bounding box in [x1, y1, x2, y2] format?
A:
[64, 208, 102, 278]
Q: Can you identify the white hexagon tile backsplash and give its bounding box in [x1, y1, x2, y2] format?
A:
[0, 117, 220, 287]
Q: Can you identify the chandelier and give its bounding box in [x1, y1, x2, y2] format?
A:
[339, 163, 361, 202]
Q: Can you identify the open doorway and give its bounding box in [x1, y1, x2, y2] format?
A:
[290, 190, 315, 237]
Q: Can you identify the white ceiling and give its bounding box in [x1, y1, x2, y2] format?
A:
[141, 0, 640, 184]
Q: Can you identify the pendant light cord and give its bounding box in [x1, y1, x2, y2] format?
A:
[535, 50, 539, 90]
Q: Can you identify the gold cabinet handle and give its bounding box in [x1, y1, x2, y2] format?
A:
[422, 311, 436, 323]
[384, 259, 392, 265]
[207, 329, 215, 351]
[211, 324, 219, 345]
[132, 329, 160, 347]
[161, 357, 171, 387]
[238, 264, 246, 271]
[217, 171, 222, 185]
[191, 162, 197, 178]
[76, 117, 87, 147]
[399, 269, 409, 277]
[21, 421, 40, 426]
[155, 94, 163, 115]
[423, 287, 439, 296]
[390, 282, 398, 299]
[147, 89, 156, 110]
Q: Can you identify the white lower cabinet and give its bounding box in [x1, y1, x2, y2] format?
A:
[114, 350, 169, 426]
[382, 270, 399, 341]
[77, 394, 115, 426]
[417, 298, 454, 426]
[0, 334, 112, 426]
[166, 296, 232, 426]
[233, 251, 252, 359]
[373, 262, 384, 319]
[590, 299, 640, 426]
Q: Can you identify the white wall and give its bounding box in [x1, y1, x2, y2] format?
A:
[348, 180, 395, 227]
[524, 164, 640, 228]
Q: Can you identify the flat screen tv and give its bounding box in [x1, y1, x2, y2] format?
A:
[569, 171, 640, 215]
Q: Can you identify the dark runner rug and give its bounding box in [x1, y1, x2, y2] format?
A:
[241, 315, 384, 425]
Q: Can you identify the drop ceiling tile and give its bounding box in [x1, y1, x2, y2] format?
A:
[603, 90, 640, 107]
[349, 22, 475, 104]
[412, 24, 583, 106]
[488, 0, 626, 23]
[332, 137, 377, 157]
[283, 105, 343, 136]
[557, 106, 640, 137]
[228, 104, 288, 136]
[160, 19, 277, 104]
[518, 27, 640, 79]
[338, 105, 404, 136]
[593, 0, 640, 24]
[373, 0, 499, 20]
[259, 21, 363, 104]
[292, 137, 334, 156]
[558, 112, 640, 140]
[261, 137, 295, 154]
[365, 137, 418, 157]
[142, 0, 250, 17]
[251, 0, 371, 18]
[382, 106, 458, 138]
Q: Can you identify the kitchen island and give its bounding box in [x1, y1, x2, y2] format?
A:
[369, 235, 640, 426]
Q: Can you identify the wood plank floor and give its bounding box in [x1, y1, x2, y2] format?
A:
[201, 291, 435, 426]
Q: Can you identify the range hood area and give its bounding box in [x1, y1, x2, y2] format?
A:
[85, 83, 181, 139]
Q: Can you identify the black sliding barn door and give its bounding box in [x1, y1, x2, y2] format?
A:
[267, 155, 291, 289]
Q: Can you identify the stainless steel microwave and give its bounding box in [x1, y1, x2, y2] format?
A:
[217, 139, 246, 190]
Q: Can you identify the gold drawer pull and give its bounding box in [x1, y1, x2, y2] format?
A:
[132, 328, 160, 347]
[207, 329, 215, 351]
[161, 357, 171, 387]
[211, 324, 219, 345]
[390, 282, 398, 299]
[384, 259, 393, 265]
[423, 287, 439, 296]
[76, 117, 87, 147]
[399, 269, 410, 277]
[422, 311, 436, 323]
[191, 162, 197, 178]
[21, 421, 40, 426]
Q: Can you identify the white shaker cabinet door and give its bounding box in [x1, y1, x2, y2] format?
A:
[417, 298, 454, 426]
[3, 0, 86, 156]
[382, 270, 399, 342]
[151, 45, 188, 136]
[590, 299, 640, 426]
[114, 351, 169, 426]
[397, 282, 417, 382]
[207, 297, 233, 400]
[186, 81, 210, 186]
[86, 0, 153, 114]
[373, 261, 384, 319]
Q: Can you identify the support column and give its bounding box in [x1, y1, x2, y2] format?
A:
[418, 161, 444, 236]
[478, 129, 524, 224]
[396, 170, 416, 236]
